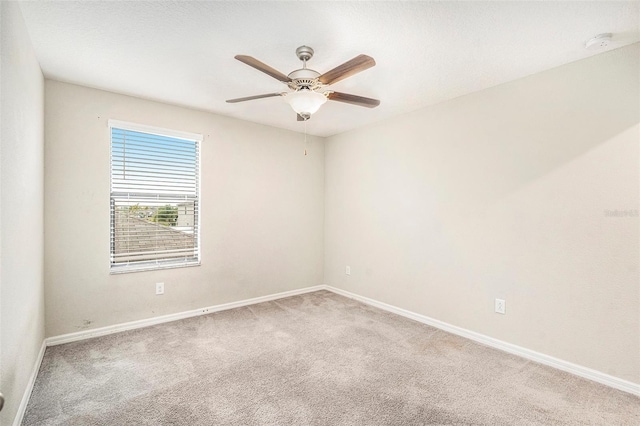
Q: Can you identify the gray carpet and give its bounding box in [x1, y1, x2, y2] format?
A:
[24, 290, 639, 425]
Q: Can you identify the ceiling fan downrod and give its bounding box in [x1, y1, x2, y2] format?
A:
[295, 45, 314, 67]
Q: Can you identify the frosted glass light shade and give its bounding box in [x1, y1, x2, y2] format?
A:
[285, 90, 327, 115]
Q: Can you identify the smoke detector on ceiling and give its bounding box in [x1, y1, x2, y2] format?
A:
[585, 33, 612, 50]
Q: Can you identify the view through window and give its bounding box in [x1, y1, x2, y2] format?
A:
[109, 121, 201, 272]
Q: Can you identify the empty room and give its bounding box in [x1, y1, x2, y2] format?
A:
[1, 1, 639, 424]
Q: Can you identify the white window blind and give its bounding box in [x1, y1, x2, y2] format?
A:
[109, 121, 201, 273]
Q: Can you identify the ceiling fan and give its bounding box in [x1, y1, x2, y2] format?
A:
[226, 46, 380, 121]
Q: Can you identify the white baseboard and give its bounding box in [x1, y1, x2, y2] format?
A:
[46, 285, 325, 346]
[325, 285, 640, 396]
[13, 340, 47, 426]
[42, 283, 639, 398]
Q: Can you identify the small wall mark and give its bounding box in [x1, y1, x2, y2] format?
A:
[76, 319, 93, 330]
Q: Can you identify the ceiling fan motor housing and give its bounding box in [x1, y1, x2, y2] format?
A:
[287, 68, 323, 91]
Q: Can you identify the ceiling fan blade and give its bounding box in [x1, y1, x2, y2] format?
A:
[318, 54, 376, 85]
[226, 93, 283, 103]
[235, 55, 291, 83]
[327, 91, 380, 108]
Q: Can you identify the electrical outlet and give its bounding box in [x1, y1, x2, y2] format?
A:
[156, 282, 164, 295]
[495, 298, 505, 314]
[346, 266, 351, 275]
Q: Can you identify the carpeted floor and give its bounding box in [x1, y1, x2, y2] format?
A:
[24, 290, 639, 425]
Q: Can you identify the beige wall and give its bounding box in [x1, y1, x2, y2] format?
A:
[324, 44, 640, 384]
[0, 2, 46, 424]
[44, 81, 324, 337]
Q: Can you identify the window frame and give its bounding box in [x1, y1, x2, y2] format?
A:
[108, 119, 203, 274]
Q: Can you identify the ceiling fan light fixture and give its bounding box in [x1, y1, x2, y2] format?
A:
[285, 89, 327, 116]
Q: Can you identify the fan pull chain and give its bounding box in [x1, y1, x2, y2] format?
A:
[304, 120, 308, 156]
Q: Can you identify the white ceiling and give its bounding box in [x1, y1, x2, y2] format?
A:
[18, 1, 640, 137]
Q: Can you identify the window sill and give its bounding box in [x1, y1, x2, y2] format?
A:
[110, 261, 201, 275]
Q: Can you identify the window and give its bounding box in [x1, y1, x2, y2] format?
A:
[109, 120, 201, 273]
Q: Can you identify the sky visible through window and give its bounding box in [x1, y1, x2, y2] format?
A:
[111, 128, 198, 198]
